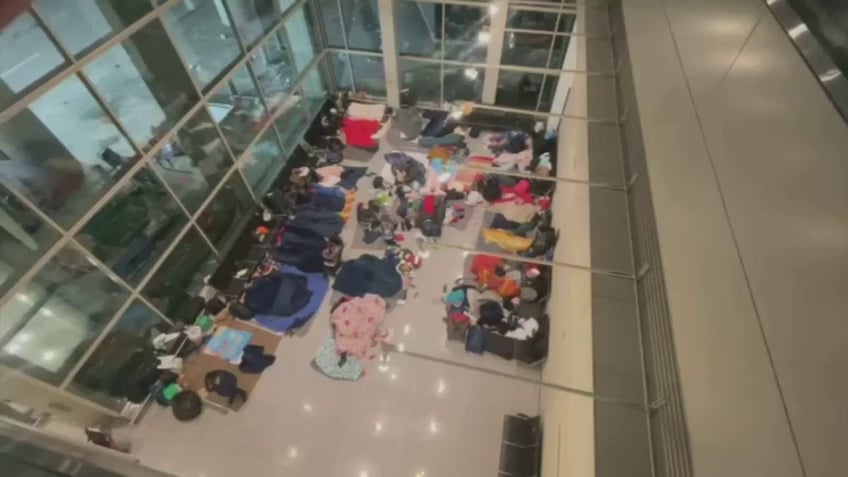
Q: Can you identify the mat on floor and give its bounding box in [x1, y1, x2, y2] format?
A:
[384, 127, 429, 153]
[181, 315, 280, 411]
[344, 145, 378, 163]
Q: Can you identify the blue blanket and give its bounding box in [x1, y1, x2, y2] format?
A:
[254, 265, 329, 333]
[339, 167, 367, 190]
[333, 254, 403, 298]
[310, 185, 347, 212]
[288, 205, 344, 238]
[274, 226, 326, 273]
[243, 272, 311, 316]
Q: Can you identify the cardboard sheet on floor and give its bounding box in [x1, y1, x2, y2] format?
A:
[181, 313, 281, 411]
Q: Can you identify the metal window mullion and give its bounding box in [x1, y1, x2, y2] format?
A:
[334, 0, 357, 92]
[504, 26, 608, 40]
[0, 0, 183, 125]
[535, 13, 561, 111]
[220, 0, 250, 54]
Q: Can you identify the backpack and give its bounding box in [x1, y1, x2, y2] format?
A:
[465, 326, 487, 354]
[420, 218, 442, 238]
[528, 226, 558, 257]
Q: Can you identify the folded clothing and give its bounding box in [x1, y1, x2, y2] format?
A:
[489, 201, 538, 224]
[287, 205, 344, 237]
[419, 133, 464, 148]
[482, 228, 533, 253]
[239, 345, 276, 373]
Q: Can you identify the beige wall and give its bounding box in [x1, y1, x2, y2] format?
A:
[621, 0, 848, 476]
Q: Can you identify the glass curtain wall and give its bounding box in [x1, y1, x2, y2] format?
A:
[0, 0, 324, 414]
[322, 0, 577, 111]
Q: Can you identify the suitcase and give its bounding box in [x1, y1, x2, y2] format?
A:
[465, 326, 487, 354]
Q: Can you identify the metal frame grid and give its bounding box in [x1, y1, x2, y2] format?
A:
[0, 0, 327, 416]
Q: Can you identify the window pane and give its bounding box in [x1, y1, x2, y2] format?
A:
[342, 0, 382, 51]
[197, 174, 254, 249]
[241, 129, 284, 193]
[0, 75, 139, 228]
[0, 185, 60, 295]
[538, 75, 559, 112]
[84, 20, 199, 149]
[142, 228, 217, 319]
[164, 0, 243, 89]
[77, 168, 188, 285]
[350, 54, 386, 97]
[443, 65, 484, 103]
[316, 0, 345, 48]
[250, 31, 296, 112]
[0, 244, 130, 384]
[225, 0, 278, 48]
[34, 0, 151, 58]
[303, 68, 328, 116]
[278, 0, 296, 14]
[502, 32, 554, 68]
[557, 13, 576, 33]
[274, 90, 307, 153]
[208, 65, 267, 156]
[68, 300, 168, 410]
[496, 71, 544, 110]
[399, 59, 440, 104]
[549, 34, 571, 70]
[397, 1, 441, 58]
[507, 8, 559, 31]
[0, 12, 67, 110]
[330, 52, 354, 90]
[286, 6, 320, 73]
[444, 5, 488, 62]
[152, 108, 233, 212]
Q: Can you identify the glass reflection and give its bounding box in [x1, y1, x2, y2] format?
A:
[350, 54, 386, 97]
[507, 8, 559, 31]
[444, 5, 488, 63]
[397, 1, 441, 58]
[0, 244, 130, 384]
[68, 300, 169, 410]
[142, 228, 217, 319]
[251, 30, 297, 111]
[496, 71, 544, 110]
[330, 52, 354, 90]
[0, 75, 139, 228]
[207, 65, 268, 156]
[34, 0, 151, 58]
[152, 108, 233, 213]
[84, 20, 199, 149]
[274, 89, 308, 153]
[77, 167, 188, 285]
[443, 65, 484, 103]
[342, 0, 382, 51]
[316, 0, 345, 48]
[502, 32, 555, 68]
[287, 6, 320, 73]
[0, 12, 66, 110]
[224, 0, 278, 48]
[0, 185, 60, 296]
[241, 128, 284, 193]
[303, 68, 328, 116]
[197, 174, 254, 249]
[164, 0, 243, 89]
[400, 60, 441, 104]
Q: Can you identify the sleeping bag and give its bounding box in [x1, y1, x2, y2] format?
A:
[243, 272, 311, 316]
[333, 254, 403, 298]
[287, 205, 344, 237]
[274, 226, 327, 273]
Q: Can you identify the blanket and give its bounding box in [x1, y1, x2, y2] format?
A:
[287, 205, 344, 237]
[205, 327, 253, 361]
[343, 118, 381, 148]
[347, 102, 386, 121]
[254, 265, 330, 333]
[244, 271, 311, 316]
[331, 294, 387, 359]
[274, 226, 326, 273]
[333, 254, 403, 298]
[313, 336, 364, 381]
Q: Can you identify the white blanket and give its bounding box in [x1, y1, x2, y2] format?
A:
[347, 102, 386, 121]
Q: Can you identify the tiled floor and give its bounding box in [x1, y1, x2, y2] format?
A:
[130, 118, 595, 477]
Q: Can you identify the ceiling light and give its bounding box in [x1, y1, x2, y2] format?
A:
[403, 325, 411, 336]
[41, 309, 53, 317]
[396, 342, 405, 353]
[377, 364, 389, 373]
[390, 373, 398, 381]
[302, 403, 313, 412]
[16, 333, 31, 343]
[286, 446, 299, 459]
[41, 350, 56, 361]
[429, 420, 439, 434]
[477, 31, 491, 44]
[488, 4, 498, 15]
[437, 379, 446, 395]
[463, 68, 479, 81]
[16, 294, 32, 304]
[375, 420, 383, 433]
[6, 343, 21, 354]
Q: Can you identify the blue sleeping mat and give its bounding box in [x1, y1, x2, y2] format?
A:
[254, 265, 329, 333]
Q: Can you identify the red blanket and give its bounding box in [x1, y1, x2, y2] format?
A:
[342, 118, 381, 148]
